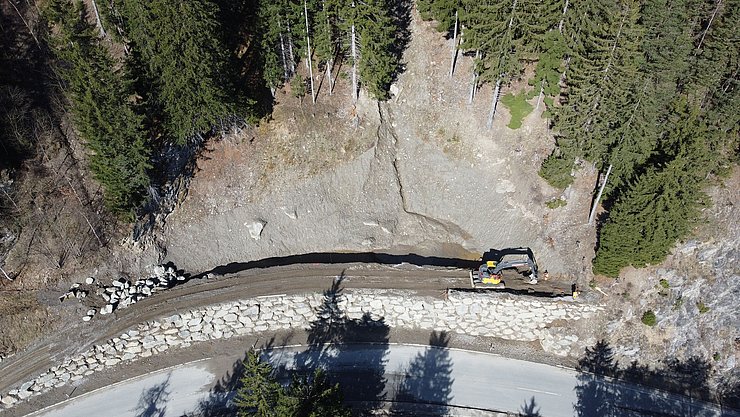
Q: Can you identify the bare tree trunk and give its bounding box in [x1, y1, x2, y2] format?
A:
[535, 79, 544, 112]
[558, 0, 569, 33]
[449, 10, 458, 78]
[560, 56, 571, 84]
[278, 20, 289, 80]
[64, 177, 104, 248]
[8, 0, 40, 49]
[90, 0, 107, 38]
[469, 50, 480, 104]
[486, 78, 502, 129]
[286, 20, 296, 75]
[326, 63, 334, 95]
[351, 1, 358, 102]
[697, 0, 722, 50]
[588, 164, 612, 225]
[324, 1, 335, 95]
[0, 188, 19, 211]
[0, 265, 12, 281]
[304, 0, 316, 104]
[508, 0, 518, 28]
[603, 15, 626, 82]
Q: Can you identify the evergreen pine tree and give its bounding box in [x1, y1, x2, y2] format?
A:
[234, 350, 296, 417]
[116, 0, 234, 143]
[593, 107, 711, 276]
[46, 0, 151, 219]
[417, 0, 460, 33]
[355, 0, 398, 100]
[290, 368, 352, 417]
[313, 0, 340, 94]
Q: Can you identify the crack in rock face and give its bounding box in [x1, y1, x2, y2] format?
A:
[374, 102, 472, 242]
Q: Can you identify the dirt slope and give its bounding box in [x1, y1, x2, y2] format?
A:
[162, 10, 597, 284]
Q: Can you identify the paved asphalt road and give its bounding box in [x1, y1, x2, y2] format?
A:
[27, 344, 737, 417]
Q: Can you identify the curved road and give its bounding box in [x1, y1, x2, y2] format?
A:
[27, 344, 737, 417]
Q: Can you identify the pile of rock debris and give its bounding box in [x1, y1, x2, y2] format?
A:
[60, 265, 187, 321]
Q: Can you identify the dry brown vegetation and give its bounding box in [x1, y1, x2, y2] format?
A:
[0, 292, 51, 357]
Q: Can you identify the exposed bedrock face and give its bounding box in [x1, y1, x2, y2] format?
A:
[0, 290, 600, 409]
[162, 101, 591, 280]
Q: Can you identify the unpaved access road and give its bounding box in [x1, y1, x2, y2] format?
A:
[1, 262, 573, 396]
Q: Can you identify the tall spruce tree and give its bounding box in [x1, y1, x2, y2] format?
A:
[115, 0, 234, 144]
[461, 0, 525, 127]
[234, 350, 352, 417]
[46, 0, 150, 219]
[234, 350, 297, 416]
[313, 0, 340, 95]
[593, 106, 712, 276]
[355, 0, 397, 100]
[529, 0, 568, 112]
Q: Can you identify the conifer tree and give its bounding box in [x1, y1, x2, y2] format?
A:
[290, 368, 352, 417]
[461, 0, 524, 127]
[234, 350, 352, 417]
[529, 0, 567, 111]
[46, 0, 150, 219]
[234, 350, 296, 416]
[593, 107, 711, 276]
[689, 0, 739, 110]
[314, 0, 340, 95]
[356, 0, 397, 100]
[116, 0, 234, 143]
[417, 0, 460, 33]
[415, 0, 462, 76]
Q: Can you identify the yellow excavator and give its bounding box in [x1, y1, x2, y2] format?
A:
[470, 247, 540, 289]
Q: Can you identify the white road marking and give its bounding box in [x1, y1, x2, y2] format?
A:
[515, 386, 561, 396]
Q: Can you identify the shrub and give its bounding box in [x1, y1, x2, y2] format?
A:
[545, 197, 567, 209]
[659, 278, 669, 289]
[641, 310, 657, 326]
[539, 152, 574, 190]
[697, 301, 710, 314]
[290, 76, 307, 99]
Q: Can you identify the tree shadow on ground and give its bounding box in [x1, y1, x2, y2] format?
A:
[574, 340, 738, 416]
[286, 275, 389, 415]
[194, 333, 293, 416]
[519, 396, 542, 417]
[389, 331, 454, 416]
[388, 0, 412, 83]
[133, 373, 172, 417]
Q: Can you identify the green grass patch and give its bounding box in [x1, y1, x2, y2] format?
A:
[545, 197, 567, 209]
[500, 92, 534, 129]
[641, 310, 657, 326]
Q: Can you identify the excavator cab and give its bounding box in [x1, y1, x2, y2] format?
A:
[477, 261, 502, 285]
[470, 248, 539, 288]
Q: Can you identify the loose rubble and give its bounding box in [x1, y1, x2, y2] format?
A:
[62, 265, 187, 321]
[1, 290, 601, 410]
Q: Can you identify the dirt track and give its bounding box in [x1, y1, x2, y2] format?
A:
[0, 261, 575, 399]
